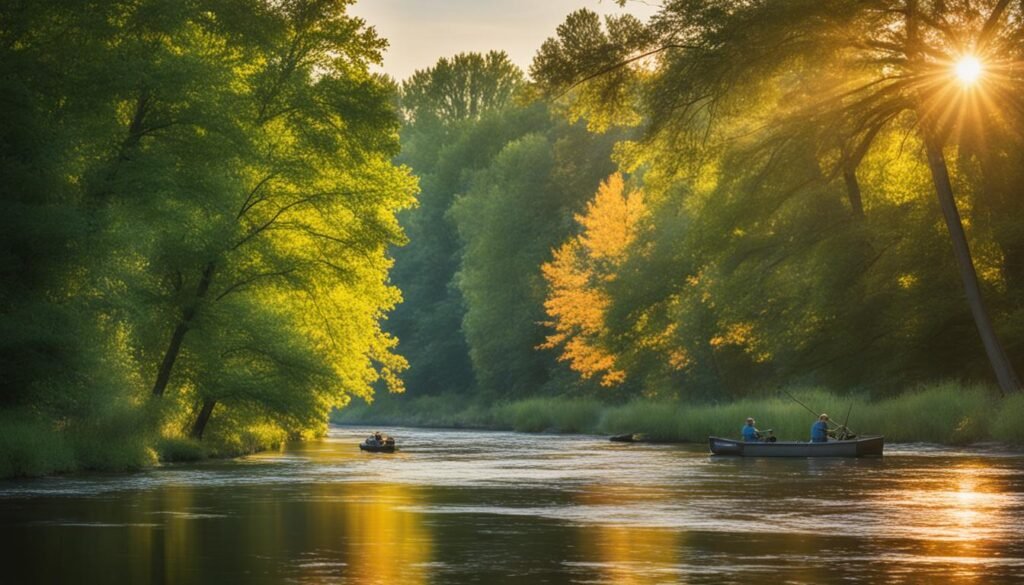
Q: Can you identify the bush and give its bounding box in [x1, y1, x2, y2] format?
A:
[156, 436, 207, 462]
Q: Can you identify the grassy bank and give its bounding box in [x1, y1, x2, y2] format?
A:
[0, 407, 288, 479]
[333, 382, 1024, 446]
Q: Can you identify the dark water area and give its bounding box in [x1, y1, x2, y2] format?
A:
[2, 427, 1023, 584]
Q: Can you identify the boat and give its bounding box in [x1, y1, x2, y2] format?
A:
[359, 434, 397, 453]
[709, 435, 883, 457]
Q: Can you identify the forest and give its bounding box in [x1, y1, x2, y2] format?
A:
[340, 0, 1024, 441]
[4, 0, 1024, 477]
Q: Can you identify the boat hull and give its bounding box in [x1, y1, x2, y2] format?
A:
[359, 443, 396, 453]
[709, 435, 883, 457]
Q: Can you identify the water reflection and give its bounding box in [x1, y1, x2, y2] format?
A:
[339, 484, 432, 584]
[871, 461, 1014, 584]
[1, 427, 1022, 584]
[578, 522, 681, 583]
[574, 483, 682, 583]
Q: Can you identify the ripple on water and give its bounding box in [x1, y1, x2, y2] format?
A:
[2, 426, 1023, 584]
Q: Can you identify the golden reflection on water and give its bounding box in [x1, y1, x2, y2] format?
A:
[881, 461, 1007, 584]
[113, 477, 433, 584]
[576, 484, 681, 584]
[339, 483, 432, 585]
[580, 524, 681, 585]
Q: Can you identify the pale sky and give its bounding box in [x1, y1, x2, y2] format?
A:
[348, 0, 659, 81]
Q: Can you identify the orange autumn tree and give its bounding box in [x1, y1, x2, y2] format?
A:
[540, 173, 646, 386]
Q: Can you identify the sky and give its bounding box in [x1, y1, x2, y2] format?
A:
[348, 0, 659, 81]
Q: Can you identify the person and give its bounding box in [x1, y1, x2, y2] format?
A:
[742, 417, 761, 442]
[811, 414, 830, 443]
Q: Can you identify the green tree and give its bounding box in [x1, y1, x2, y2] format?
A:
[452, 121, 622, 396]
[0, 0, 416, 469]
[387, 53, 531, 396]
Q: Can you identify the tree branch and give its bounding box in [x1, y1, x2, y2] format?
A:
[214, 267, 297, 301]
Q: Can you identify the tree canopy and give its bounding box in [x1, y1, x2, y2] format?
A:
[1, 0, 416, 468]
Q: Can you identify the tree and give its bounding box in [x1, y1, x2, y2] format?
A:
[534, 1, 1024, 394]
[401, 51, 524, 127]
[386, 53, 532, 396]
[135, 0, 416, 437]
[0, 0, 417, 463]
[541, 173, 648, 387]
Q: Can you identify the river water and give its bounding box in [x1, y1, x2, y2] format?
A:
[2, 426, 1023, 584]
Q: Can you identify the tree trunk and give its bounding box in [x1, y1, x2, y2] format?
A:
[151, 262, 216, 397]
[190, 398, 217, 440]
[923, 135, 1022, 395]
[842, 167, 866, 219]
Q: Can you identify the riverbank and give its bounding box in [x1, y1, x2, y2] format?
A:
[332, 382, 1024, 446]
[0, 407, 288, 479]
[7, 382, 1022, 478]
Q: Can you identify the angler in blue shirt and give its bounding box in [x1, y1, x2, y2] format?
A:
[811, 414, 830, 442]
[742, 417, 761, 442]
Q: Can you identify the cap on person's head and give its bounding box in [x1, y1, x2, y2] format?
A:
[819, 414, 829, 421]
[746, 417, 754, 424]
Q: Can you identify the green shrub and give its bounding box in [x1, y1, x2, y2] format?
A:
[156, 436, 207, 462]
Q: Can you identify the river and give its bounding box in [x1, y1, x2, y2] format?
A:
[2, 426, 1023, 583]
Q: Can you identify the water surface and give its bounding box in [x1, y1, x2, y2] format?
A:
[2, 427, 1023, 583]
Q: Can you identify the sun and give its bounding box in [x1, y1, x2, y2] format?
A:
[955, 55, 983, 86]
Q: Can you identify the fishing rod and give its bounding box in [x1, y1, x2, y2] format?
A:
[781, 389, 821, 418]
[781, 389, 856, 438]
[835, 402, 855, 440]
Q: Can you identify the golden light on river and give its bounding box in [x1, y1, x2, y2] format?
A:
[576, 484, 681, 583]
[341, 483, 432, 585]
[882, 462, 1010, 584]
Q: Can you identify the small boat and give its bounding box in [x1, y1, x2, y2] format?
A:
[359, 434, 397, 453]
[709, 435, 883, 457]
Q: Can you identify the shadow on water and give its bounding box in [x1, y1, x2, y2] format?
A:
[1, 426, 1023, 584]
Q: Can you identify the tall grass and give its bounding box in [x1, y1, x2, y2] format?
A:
[492, 398, 604, 433]
[0, 404, 293, 478]
[992, 394, 1024, 445]
[0, 407, 156, 478]
[333, 382, 1023, 447]
[0, 412, 76, 477]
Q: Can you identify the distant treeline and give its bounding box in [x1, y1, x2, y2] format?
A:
[1, 0, 414, 476]
[387, 2, 1024, 406]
